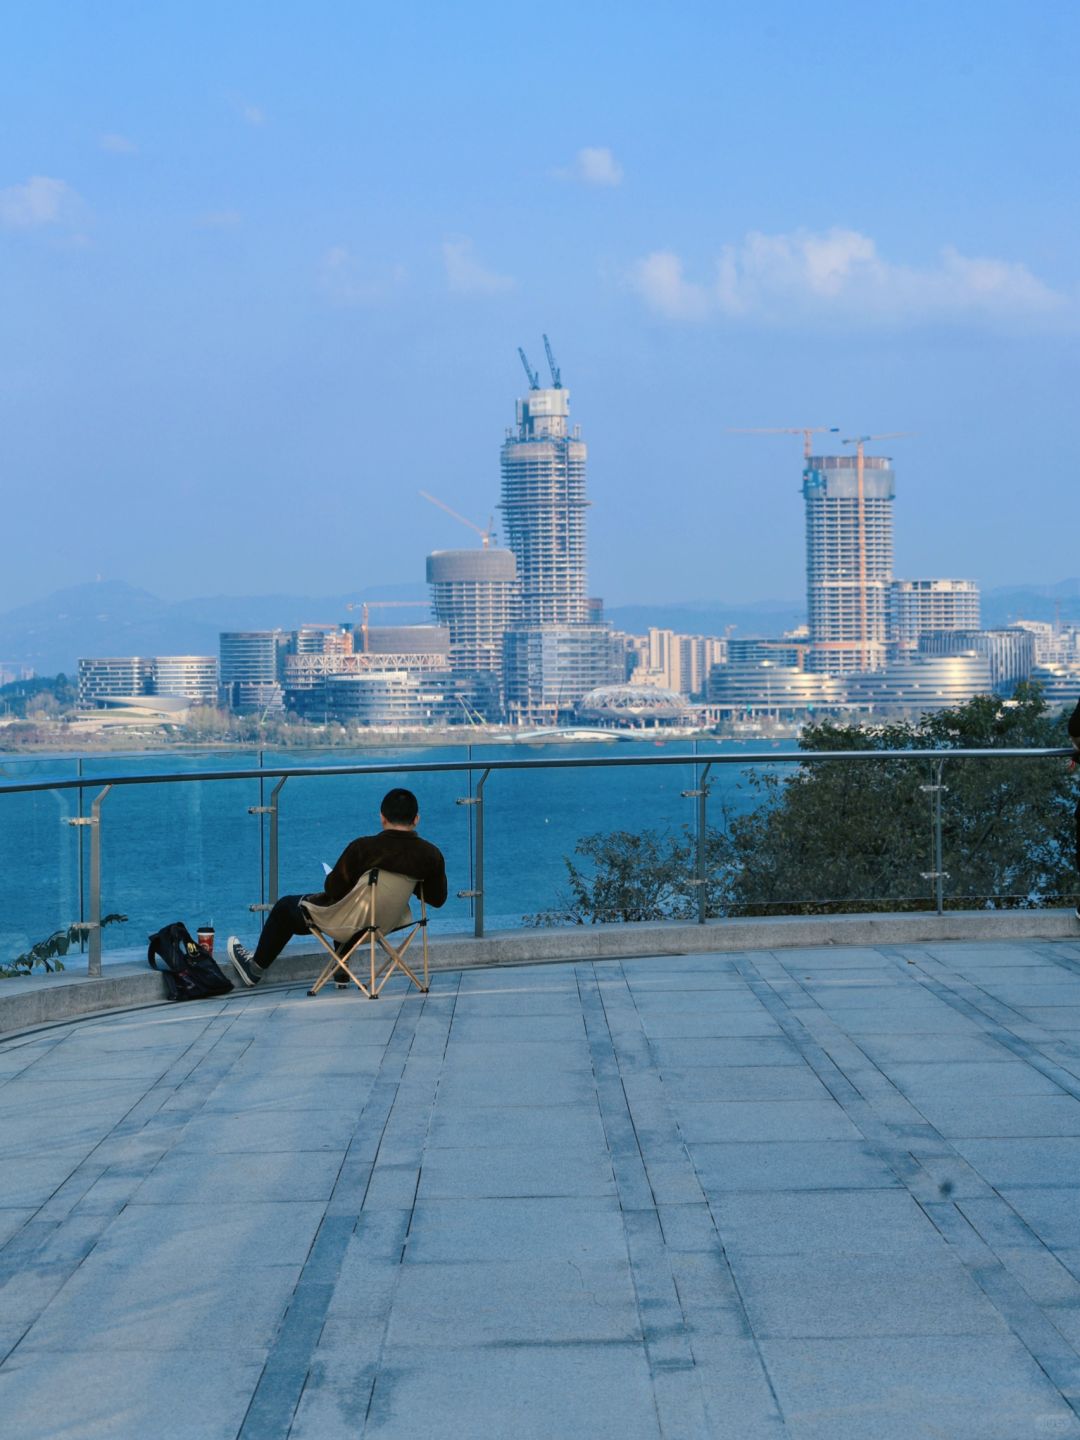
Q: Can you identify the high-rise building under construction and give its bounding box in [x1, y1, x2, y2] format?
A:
[803, 450, 895, 674]
[500, 382, 588, 625]
[500, 342, 622, 722]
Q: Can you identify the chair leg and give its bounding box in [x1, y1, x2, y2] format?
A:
[307, 962, 335, 997]
[307, 929, 373, 998]
[370, 930, 429, 997]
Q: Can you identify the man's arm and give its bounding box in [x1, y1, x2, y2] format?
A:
[321, 837, 375, 905]
[418, 842, 448, 908]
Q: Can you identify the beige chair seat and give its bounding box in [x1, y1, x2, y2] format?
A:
[303, 868, 429, 999]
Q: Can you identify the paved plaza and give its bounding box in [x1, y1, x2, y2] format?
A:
[5, 939, 1080, 1436]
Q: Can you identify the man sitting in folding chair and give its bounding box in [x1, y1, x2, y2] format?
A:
[226, 787, 447, 996]
[303, 866, 430, 999]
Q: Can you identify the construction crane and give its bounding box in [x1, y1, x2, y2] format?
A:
[542, 333, 562, 388]
[343, 599, 430, 653]
[419, 490, 496, 548]
[518, 347, 540, 390]
[727, 426, 839, 460]
[841, 433, 909, 669]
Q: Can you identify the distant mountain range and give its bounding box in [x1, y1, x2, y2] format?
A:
[2, 577, 1079, 677]
[0, 580, 429, 677]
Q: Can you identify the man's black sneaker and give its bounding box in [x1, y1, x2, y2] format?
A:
[1075, 906, 1080, 922]
[227, 937, 261, 987]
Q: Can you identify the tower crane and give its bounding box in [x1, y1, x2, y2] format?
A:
[727, 426, 839, 460]
[841, 433, 909, 669]
[542, 333, 562, 389]
[419, 490, 496, 548]
[518, 347, 540, 390]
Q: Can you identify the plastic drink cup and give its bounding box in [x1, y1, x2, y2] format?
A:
[196, 927, 214, 955]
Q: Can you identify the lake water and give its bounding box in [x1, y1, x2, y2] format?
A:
[0, 737, 797, 963]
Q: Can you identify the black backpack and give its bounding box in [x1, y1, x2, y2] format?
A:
[148, 922, 234, 1002]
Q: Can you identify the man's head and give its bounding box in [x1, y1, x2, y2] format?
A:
[380, 787, 419, 830]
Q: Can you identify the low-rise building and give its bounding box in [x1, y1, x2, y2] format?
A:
[846, 651, 993, 711]
[918, 628, 1034, 694]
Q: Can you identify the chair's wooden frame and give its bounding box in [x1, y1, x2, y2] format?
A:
[305, 872, 429, 1000]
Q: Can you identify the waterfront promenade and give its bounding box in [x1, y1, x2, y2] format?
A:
[5, 939, 1080, 1437]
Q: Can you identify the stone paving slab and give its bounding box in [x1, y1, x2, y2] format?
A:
[0, 1350, 268, 1440]
[380, 1256, 641, 1347]
[675, 1098, 861, 1144]
[688, 1140, 901, 1193]
[910, 1093, 1080, 1139]
[761, 1334, 1080, 1439]
[426, 1100, 607, 1150]
[657, 1063, 834, 1102]
[731, 1251, 1008, 1338]
[415, 1143, 616, 1199]
[8, 940, 1080, 1435]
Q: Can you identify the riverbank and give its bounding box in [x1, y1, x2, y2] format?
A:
[0, 720, 801, 755]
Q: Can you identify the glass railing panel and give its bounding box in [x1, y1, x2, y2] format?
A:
[0, 777, 82, 968]
[77, 750, 265, 963]
[264, 743, 475, 936]
[481, 738, 702, 930]
[720, 751, 936, 917]
[939, 752, 1075, 911]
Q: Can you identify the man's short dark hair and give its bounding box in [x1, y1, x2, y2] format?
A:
[381, 788, 419, 825]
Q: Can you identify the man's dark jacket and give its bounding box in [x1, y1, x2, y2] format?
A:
[312, 830, 448, 908]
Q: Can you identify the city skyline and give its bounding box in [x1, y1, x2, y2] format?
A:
[2, 3, 1079, 615]
[62, 351, 1080, 728]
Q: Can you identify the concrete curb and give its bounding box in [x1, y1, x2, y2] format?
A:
[3, 908, 1080, 1039]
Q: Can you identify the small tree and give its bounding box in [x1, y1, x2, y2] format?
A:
[527, 825, 735, 926]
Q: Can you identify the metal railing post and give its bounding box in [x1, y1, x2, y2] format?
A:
[456, 767, 491, 939]
[76, 758, 86, 952]
[87, 785, 113, 977]
[248, 775, 287, 917]
[258, 749, 265, 912]
[682, 761, 713, 924]
[920, 758, 949, 917]
[267, 777, 287, 906]
[933, 758, 946, 916]
[474, 769, 490, 939]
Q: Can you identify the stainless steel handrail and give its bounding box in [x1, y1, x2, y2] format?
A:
[3, 746, 1073, 962]
[0, 747, 1071, 797]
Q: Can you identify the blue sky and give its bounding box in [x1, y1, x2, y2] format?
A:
[2, 0, 1078, 613]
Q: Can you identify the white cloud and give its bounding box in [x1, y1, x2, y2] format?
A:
[0, 176, 79, 230]
[630, 227, 1069, 329]
[319, 246, 407, 306]
[553, 146, 624, 187]
[100, 133, 138, 155]
[442, 238, 515, 296]
[575, 146, 623, 187]
[629, 252, 711, 321]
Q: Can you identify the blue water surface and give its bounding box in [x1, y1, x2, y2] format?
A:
[0, 738, 796, 962]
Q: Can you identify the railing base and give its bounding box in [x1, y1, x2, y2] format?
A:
[4, 907, 1080, 1039]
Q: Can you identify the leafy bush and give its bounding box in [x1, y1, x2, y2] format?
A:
[526, 827, 734, 926]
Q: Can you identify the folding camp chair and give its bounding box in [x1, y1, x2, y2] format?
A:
[304, 868, 429, 1000]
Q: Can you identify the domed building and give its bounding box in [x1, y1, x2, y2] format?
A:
[576, 684, 698, 730]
